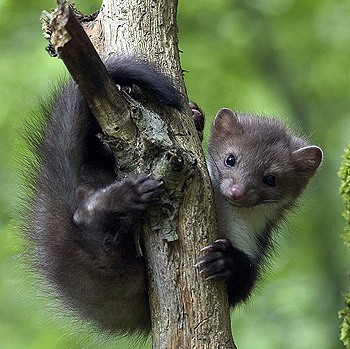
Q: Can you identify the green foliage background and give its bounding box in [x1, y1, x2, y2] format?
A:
[1, 0, 349, 348]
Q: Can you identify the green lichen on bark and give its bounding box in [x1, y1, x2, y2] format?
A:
[339, 142, 350, 348]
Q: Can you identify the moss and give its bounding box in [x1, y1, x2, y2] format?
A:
[339, 142, 350, 348]
[340, 296, 350, 348]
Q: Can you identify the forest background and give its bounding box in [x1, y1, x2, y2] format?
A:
[0, 0, 349, 348]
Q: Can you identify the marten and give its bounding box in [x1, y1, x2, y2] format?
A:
[22, 56, 322, 336]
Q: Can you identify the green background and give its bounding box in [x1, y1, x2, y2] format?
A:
[1, 0, 349, 348]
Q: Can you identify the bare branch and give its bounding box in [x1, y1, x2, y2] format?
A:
[44, 0, 137, 149]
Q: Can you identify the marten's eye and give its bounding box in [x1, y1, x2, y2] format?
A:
[225, 154, 236, 167]
[263, 174, 277, 187]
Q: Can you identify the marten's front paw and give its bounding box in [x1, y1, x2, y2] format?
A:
[196, 239, 236, 280]
[120, 174, 163, 212]
[189, 102, 205, 142]
[73, 175, 162, 226]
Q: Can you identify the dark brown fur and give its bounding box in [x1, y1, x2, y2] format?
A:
[22, 56, 183, 336]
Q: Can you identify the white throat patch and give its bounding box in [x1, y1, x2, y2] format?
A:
[214, 191, 283, 260]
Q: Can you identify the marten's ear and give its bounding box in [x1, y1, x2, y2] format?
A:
[212, 108, 244, 135]
[292, 146, 323, 177]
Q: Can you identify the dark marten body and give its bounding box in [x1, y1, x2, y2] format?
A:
[22, 57, 322, 336]
[24, 56, 182, 335]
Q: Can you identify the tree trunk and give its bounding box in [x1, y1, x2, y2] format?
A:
[48, 0, 235, 347]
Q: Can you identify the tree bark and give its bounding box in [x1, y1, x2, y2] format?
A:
[44, 0, 235, 347]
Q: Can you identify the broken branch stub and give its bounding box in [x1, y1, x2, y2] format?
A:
[43, 0, 137, 153]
